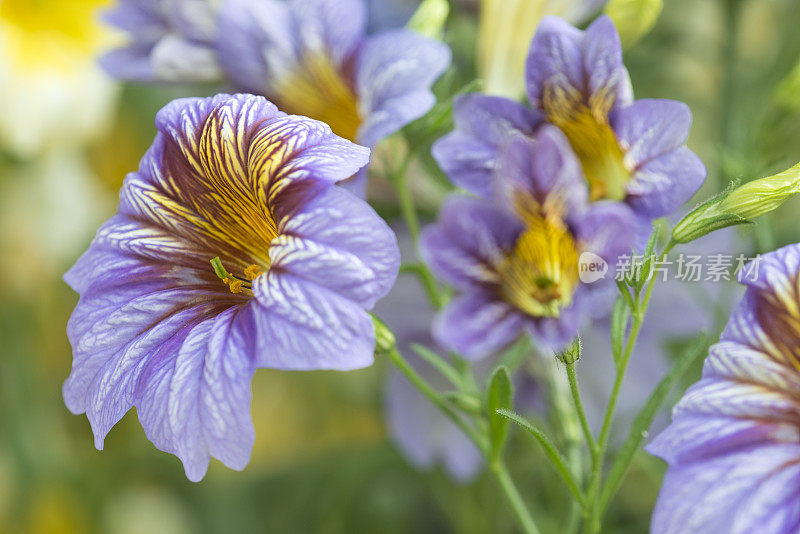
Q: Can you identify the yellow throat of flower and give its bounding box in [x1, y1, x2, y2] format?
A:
[0, 0, 112, 72]
[274, 53, 362, 141]
[543, 83, 631, 202]
[498, 211, 580, 318]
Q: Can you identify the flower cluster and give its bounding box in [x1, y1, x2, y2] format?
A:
[647, 244, 800, 533]
[423, 127, 634, 358]
[63, 93, 399, 480]
[102, 0, 451, 193]
[426, 15, 705, 357]
[434, 15, 706, 225]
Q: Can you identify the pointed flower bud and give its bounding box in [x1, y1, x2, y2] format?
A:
[407, 0, 449, 40]
[605, 0, 664, 47]
[372, 314, 397, 355]
[672, 162, 800, 244]
[557, 338, 582, 365]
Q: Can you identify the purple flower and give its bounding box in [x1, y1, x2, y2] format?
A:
[100, 0, 222, 82]
[647, 244, 800, 533]
[63, 93, 400, 481]
[215, 0, 451, 149]
[422, 126, 635, 359]
[433, 15, 705, 221]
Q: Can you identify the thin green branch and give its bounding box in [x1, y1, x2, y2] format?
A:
[565, 362, 598, 460]
[497, 409, 586, 507]
[491, 459, 542, 534]
[386, 346, 487, 453]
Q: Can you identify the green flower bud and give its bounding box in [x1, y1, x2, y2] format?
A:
[717, 162, 800, 219]
[557, 337, 582, 365]
[407, 0, 449, 40]
[371, 314, 396, 355]
[605, 0, 663, 47]
[672, 162, 800, 244]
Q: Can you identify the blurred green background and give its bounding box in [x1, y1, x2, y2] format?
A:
[2, 0, 800, 532]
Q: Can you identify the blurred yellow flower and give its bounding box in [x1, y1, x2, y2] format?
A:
[0, 0, 117, 156]
[0, 152, 114, 290]
[477, 0, 599, 100]
[23, 487, 88, 534]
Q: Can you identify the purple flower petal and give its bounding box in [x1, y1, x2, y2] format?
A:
[356, 29, 451, 147]
[625, 146, 706, 218]
[525, 16, 632, 113]
[572, 201, 637, 264]
[289, 0, 367, 66]
[420, 195, 521, 291]
[101, 0, 220, 83]
[494, 126, 587, 217]
[648, 243, 800, 533]
[614, 99, 694, 168]
[136, 306, 257, 482]
[215, 0, 294, 94]
[251, 271, 376, 370]
[433, 293, 524, 360]
[432, 94, 542, 198]
[270, 185, 399, 309]
[651, 443, 800, 534]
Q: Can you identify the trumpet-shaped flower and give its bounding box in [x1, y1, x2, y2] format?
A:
[422, 127, 634, 359]
[647, 244, 800, 533]
[100, 0, 222, 82]
[434, 16, 705, 222]
[63, 93, 400, 481]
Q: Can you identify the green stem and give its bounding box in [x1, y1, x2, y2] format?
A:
[491, 460, 541, 534]
[565, 362, 598, 461]
[584, 249, 668, 533]
[387, 345, 542, 534]
[389, 154, 445, 309]
[386, 347, 487, 453]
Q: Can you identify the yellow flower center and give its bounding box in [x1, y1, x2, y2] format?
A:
[0, 0, 111, 72]
[543, 82, 630, 202]
[274, 53, 362, 141]
[498, 210, 579, 318]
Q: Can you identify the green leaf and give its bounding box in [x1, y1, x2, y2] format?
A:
[610, 297, 630, 370]
[599, 333, 709, 512]
[487, 366, 513, 462]
[442, 391, 483, 415]
[496, 409, 585, 504]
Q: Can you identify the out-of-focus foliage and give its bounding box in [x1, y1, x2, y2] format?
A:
[2, 0, 800, 532]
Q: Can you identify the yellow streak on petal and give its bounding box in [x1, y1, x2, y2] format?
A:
[274, 53, 361, 141]
[498, 210, 579, 318]
[543, 82, 630, 201]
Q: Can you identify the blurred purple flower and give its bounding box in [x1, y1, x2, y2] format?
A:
[434, 16, 705, 221]
[101, 0, 223, 82]
[647, 244, 800, 533]
[63, 93, 399, 481]
[216, 0, 451, 147]
[422, 126, 635, 359]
